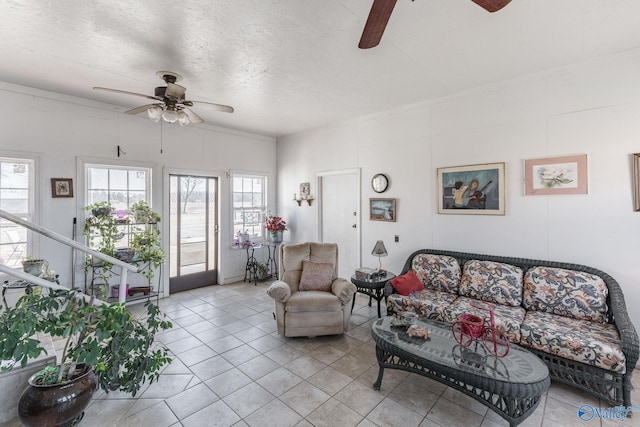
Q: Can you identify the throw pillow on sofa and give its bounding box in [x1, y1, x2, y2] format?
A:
[299, 260, 334, 292]
[390, 270, 424, 296]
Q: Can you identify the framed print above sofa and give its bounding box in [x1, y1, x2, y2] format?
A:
[524, 154, 587, 196]
[437, 162, 505, 215]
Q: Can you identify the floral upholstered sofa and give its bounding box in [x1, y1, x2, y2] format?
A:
[385, 249, 639, 408]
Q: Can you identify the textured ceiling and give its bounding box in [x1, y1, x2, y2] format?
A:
[1, 0, 640, 137]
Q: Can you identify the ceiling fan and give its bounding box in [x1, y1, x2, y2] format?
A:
[358, 0, 512, 49]
[93, 71, 234, 126]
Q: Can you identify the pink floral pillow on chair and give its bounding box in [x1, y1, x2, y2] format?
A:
[299, 260, 334, 292]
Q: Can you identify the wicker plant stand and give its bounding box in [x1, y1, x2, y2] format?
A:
[372, 317, 550, 427]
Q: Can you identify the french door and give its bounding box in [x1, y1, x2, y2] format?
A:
[169, 175, 218, 293]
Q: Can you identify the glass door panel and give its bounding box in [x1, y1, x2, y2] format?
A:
[169, 175, 218, 293]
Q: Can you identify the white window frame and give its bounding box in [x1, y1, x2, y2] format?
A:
[84, 163, 153, 210]
[0, 153, 38, 269]
[231, 172, 267, 243]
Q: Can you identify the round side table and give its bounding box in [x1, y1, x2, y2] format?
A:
[350, 272, 395, 318]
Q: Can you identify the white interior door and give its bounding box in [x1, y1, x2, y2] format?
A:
[318, 170, 360, 278]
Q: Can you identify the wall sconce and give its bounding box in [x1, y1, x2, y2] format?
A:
[293, 193, 314, 206]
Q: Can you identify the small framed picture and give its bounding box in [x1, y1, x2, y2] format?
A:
[370, 198, 396, 222]
[633, 153, 640, 211]
[51, 178, 73, 198]
[437, 162, 505, 215]
[524, 154, 587, 196]
[300, 182, 310, 199]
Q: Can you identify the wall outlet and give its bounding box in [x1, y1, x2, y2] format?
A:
[394, 235, 399, 243]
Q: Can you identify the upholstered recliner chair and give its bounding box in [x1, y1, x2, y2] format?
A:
[266, 242, 357, 337]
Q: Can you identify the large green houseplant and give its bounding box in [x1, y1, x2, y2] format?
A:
[0, 287, 172, 426]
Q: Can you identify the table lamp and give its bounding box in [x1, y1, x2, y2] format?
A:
[372, 240, 388, 274]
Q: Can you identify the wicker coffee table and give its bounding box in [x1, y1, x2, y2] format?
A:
[371, 317, 550, 427]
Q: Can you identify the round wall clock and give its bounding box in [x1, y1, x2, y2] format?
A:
[371, 173, 389, 193]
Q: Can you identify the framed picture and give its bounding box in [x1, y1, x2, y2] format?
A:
[633, 153, 640, 211]
[370, 198, 396, 222]
[300, 182, 310, 199]
[51, 178, 73, 198]
[437, 162, 505, 215]
[524, 154, 587, 196]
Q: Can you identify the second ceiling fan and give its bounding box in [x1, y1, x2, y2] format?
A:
[359, 0, 512, 49]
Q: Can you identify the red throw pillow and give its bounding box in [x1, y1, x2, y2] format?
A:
[390, 270, 424, 296]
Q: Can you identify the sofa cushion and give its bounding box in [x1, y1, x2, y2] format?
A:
[411, 254, 461, 293]
[299, 260, 334, 292]
[441, 297, 526, 343]
[387, 288, 457, 320]
[459, 260, 523, 307]
[523, 267, 609, 323]
[520, 310, 625, 373]
[390, 270, 424, 296]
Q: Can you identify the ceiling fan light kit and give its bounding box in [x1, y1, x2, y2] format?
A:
[359, 0, 512, 49]
[93, 71, 234, 126]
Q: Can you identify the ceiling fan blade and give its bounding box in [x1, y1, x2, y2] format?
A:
[471, 0, 512, 13]
[358, 0, 397, 49]
[183, 108, 204, 124]
[93, 87, 159, 101]
[188, 100, 234, 113]
[124, 104, 161, 115]
[165, 82, 186, 100]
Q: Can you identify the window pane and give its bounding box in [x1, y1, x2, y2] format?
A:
[88, 168, 108, 190]
[0, 158, 33, 267]
[0, 189, 28, 213]
[129, 170, 146, 190]
[110, 169, 128, 190]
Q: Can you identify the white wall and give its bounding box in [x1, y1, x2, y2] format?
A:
[0, 82, 276, 291]
[277, 49, 640, 332]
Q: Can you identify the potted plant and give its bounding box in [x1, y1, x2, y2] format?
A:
[21, 257, 47, 276]
[265, 214, 287, 243]
[129, 201, 164, 283]
[84, 202, 119, 285]
[0, 288, 172, 426]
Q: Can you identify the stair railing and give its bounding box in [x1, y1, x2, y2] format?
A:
[0, 209, 137, 304]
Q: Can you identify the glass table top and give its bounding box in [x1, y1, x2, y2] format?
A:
[372, 316, 549, 385]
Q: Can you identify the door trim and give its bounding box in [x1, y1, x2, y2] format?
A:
[316, 168, 361, 269]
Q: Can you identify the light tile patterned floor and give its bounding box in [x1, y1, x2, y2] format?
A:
[3, 281, 639, 427]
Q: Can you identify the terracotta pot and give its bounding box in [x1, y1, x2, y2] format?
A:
[18, 364, 97, 427]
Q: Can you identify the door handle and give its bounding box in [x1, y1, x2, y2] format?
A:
[352, 224, 357, 228]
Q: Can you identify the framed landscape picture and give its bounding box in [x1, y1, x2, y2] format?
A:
[370, 198, 396, 222]
[524, 154, 587, 196]
[437, 163, 505, 215]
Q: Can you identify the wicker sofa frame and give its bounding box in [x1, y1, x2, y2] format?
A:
[386, 249, 639, 408]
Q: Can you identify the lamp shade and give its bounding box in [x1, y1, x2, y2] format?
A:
[371, 240, 388, 257]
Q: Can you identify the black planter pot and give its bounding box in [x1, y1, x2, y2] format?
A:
[18, 364, 98, 427]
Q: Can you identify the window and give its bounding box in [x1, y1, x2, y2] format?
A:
[0, 157, 35, 268]
[86, 165, 151, 210]
[232, 174, 266, 241]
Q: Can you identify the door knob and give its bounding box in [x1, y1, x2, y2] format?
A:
[352, 224, 357, 228]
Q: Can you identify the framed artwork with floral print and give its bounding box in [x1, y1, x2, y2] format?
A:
[524, 154, 587, 196]
[51, 178, 73, 198]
